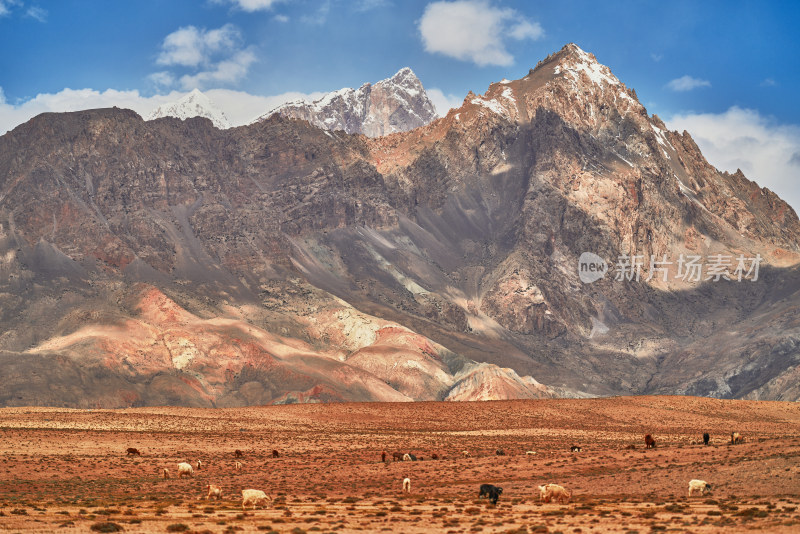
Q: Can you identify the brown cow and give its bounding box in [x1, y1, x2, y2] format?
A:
[392, 451, 404, 461]
[645, 434, 656, 449]
[126, 447, 141, 456]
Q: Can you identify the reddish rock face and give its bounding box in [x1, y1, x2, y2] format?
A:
[1, 44, 799, 407]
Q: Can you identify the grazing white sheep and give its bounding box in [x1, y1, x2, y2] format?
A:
[241, 488, 270, 510]
[162, 468, 170, 480]
[688, 479, 712, 497]
[234, 461, 243, 471]
[177, 462, 194, 479]
[538, 483, 571, 504]
[526, 451, 536, 456]
[205, 484, 222, 500]
[402, 453, 412, 462]
[462, 450, 470, 457]
[402, 477, 411, 493]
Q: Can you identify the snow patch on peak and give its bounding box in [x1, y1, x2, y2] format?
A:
[255, 68, 437, 137]
[147, 89, 231, 129]
[391, 67, 417, 83]
[553, 45, 640, 108]
[470, 85, 517, 121]
[471, 96, 508, 117]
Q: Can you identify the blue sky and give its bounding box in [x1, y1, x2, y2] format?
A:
[1, 0, 799, 209]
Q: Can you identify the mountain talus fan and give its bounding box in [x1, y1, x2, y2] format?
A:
[0, 43, 798, 408]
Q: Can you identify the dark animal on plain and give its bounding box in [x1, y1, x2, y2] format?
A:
[703, 433, 710, 446]
[645, 434, 656, 449]
[407, 453, 417, 461]
[381, 451, 387, 462]
[126, 448, 141, 456]
[570, 445, 582, 452]
[625, 444, 636, 450]
[272, 449, 280, 458]
[392, 451, 404, 461]
[431, 453, 439, 460]
[235, 450, 243, 458]
[496, 449, 505, 456]
[478, 484, 503, 505]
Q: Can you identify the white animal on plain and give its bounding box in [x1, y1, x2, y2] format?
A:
[688, 479, 712, 497]
[538, 483, 571, 504]
[402, 477, 411, 493]
[526, 451, 536, 456]
[403, 453, 412, 461]
[205, 484, 222, 500]
[462, 450, 470, 457]
[196, 459, 202, 470]
[177, 462, 194, 479]
[241, 488, 270, 510]
[234, 461, 243, 471]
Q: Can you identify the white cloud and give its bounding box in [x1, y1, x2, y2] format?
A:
[216, 0, 283, 11]
[178, 48, 257, 90]
[25, 5, 46, 22]
[205, 88, 326, 124]
[508, 19, 543, 41]
[354, 0, 391, 12]
[157, 24, 241, 67]
[0, 86, 327, 135]
[667, 75, 711, 92]
[0, 88, 158, 135]
[302, 0, 330, 25]
[273, 14, 289, 22]
[0, 0, 20, 17]
[426, 88, 464, 117]
[667, 106, 800, 212]
[153, 24, 258, 90]
[418, 0, 544, 67]
[147, 71, 176, 87]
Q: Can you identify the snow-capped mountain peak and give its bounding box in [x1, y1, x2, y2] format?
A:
[147, 89, 231, 130]
[253, 68, 437, 137]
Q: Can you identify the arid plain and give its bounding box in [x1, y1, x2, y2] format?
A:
[0, 397, 799, 533]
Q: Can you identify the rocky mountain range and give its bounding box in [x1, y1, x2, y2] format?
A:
[0, 44, 798, 408]
[254, 67, 439, 137]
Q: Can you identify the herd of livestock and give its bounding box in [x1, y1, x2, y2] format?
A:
[124, 432, 744, 510]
